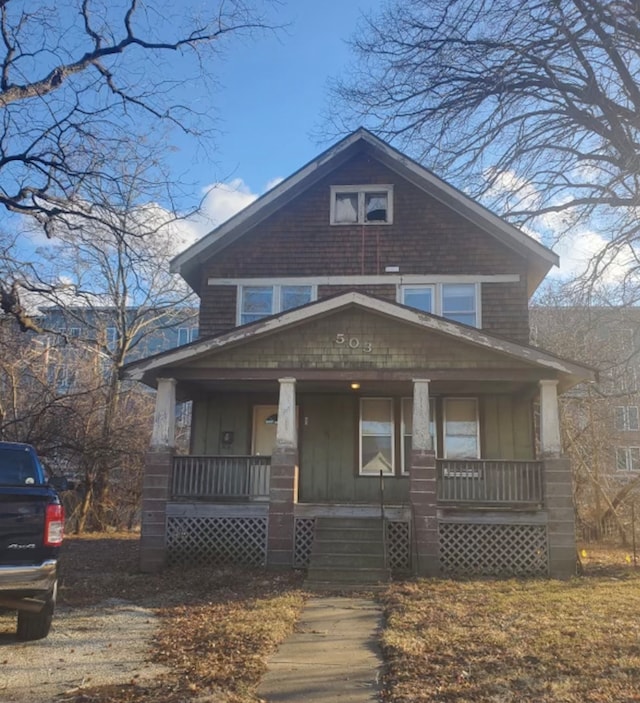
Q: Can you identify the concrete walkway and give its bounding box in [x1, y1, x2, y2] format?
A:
[258, 597, 383, 702]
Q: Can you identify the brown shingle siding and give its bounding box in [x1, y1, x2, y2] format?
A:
[199, 152, 530, 341]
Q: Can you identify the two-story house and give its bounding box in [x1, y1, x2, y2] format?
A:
[123, 129, 595, 581]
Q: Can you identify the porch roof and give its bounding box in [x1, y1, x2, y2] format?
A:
[121, 292, 596, 393]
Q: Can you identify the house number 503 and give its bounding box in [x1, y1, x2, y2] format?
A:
[335, 333, 373, 352]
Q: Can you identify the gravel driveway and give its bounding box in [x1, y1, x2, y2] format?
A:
[0, 598, 168, 703]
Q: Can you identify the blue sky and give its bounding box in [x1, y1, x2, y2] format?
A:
[167, 0, 383, 208]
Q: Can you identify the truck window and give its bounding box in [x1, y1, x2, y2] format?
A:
[0, 449, 39, 485]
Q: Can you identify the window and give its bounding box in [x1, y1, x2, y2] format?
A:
[178, 327, 199, 346]
[616, 446, 640, 472]
[330, 185, 393, 225]
[400, 283, 479, 327]
[615, 406, 640, 432]
[360, 398, 394, 475]
[442, 284, 477, 326]
[401, 398, 436, 473]
[239, 285, 315, 325]
[443, 398, 479, 459]
[106, 327, 118, 351]
[402, 286, 434, 314]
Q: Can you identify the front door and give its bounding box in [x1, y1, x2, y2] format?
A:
[252, 405, 279, 456]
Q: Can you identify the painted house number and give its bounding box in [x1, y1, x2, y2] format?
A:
[334, 333, 373, 352]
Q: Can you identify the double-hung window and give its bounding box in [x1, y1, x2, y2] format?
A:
[178, 327, 199, 346]
[239, 284, 315, 325]
[443, 398, 480, 459]
[442, 284, 477, 326]
[360, 398, 394, 475]
[400, 283, 478, 327]
[616, 446, 640, 472]
[330, 185, 393, 225]
[615, 406, 640, 432]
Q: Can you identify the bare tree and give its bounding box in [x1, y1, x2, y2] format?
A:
[332, 0, 640, 286]
[0, 0, 275, 317]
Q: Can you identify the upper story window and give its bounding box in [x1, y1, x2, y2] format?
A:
[239, 284, 316, 325]
[178, 327, 199, 346]
[615, 406, 639, 432]
[330, 185, 393, 225]
[400, 283, 479, 328]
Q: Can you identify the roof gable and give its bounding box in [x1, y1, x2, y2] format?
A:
[123, 292, 595, 390]
[171, 129, 558, 295]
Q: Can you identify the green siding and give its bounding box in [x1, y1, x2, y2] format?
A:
[191, 395, 254, 454]
[299, 394, 409, 504]
[481, 395, 534, 460]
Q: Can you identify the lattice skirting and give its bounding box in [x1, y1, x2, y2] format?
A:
[294, 518, 315, 568]
[166, 516, 267, 567]
[439, 522, 548, 576]
[387, 520, 411, 573]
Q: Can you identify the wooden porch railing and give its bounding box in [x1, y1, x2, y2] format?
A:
[437, 459, 543, 505]
[171, 456, 271, 501]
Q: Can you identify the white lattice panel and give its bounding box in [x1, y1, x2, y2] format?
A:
[439, 522, 548, 576]
[294, 518, 315, 568]
[387, 521, 411, 572]
[166, 516, 267, 567]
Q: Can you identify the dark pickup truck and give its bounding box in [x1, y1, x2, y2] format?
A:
[0, 441, 64, 640]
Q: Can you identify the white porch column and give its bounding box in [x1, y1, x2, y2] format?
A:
[412, 379, 432, 451]
[276, 377, 297, 448]
[539, 379, 561, 457]
[150, 377, 177, 450]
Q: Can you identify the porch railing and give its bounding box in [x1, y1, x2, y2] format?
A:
[437, 459, 543, 505]
[171, 456, 271, 501]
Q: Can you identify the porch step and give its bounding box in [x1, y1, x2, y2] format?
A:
[305, 517, 390, 589]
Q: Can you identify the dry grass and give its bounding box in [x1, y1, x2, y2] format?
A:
[58, 535, 640, 702]
[380, 548, 640, 702]
[58, 533, 307, 703]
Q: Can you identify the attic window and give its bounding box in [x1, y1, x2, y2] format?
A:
[330, 185, 393, 225]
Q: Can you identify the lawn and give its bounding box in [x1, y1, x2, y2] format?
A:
[58, 536, 640, 703]
[379, 547, 640, 702]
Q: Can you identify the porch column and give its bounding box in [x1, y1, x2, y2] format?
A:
[267, 377, 299, 568]
[140, 377, 177, 573]
[539, 379, 561, 457]
[410, 379, 439, 576]
[539, 380, 576, 578]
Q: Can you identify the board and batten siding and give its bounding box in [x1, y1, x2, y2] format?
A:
[188, 391, 535, 504]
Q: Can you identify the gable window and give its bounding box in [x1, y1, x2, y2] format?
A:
[239, 284, 315, 325]
[616, 446, 640, 472]
[330, 185, 393, 225]
[400, 283, 479, 327]
[401, 398, 436, 474]
[443, 398, 480, 459]
[360, 398, 394, 475]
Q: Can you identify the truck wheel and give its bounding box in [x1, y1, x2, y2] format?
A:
[16, 585, 56, 641]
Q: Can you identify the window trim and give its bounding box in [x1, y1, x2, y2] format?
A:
[615, 405, 640, 432]
[237, 284, 317, 325]
[359, 397, 395, 476]
[616, 446, 640, 472]
[330, 184, 394, 225]
[399, 282, 481, 328]
[442, 397, 480, 459]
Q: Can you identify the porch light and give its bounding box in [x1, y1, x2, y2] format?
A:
[265, 413, 278, 425]
[350, 382, 360, 390]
